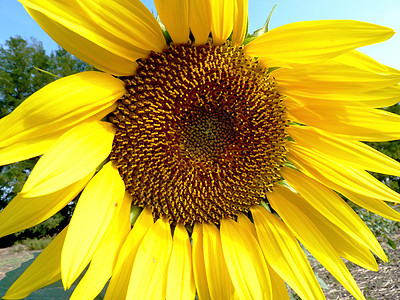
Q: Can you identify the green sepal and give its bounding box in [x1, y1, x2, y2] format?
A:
[278, 179, 296, 192]
[243, 4, 278, 45]
[156, 15, 172, 45]
[242, 36, 257, 45]
[284, 160, 298, 170]
[95, 158, 109, 173]
[267, 67, 280, 73]
[260, 201, 271, 212]
[130, 206, 143, 226]
[254, 3, 278, 37]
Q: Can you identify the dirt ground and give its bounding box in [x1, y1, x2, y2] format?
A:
[1, 234, 400, 299]
[312, 230, 400, 300]
[0, 244, 41, 281]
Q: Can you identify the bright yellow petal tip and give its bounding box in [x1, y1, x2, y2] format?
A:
[245, 20, 394, 66]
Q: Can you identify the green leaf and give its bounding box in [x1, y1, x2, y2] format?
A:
[383, 234, 397, 250]
[315, 273, 329, 290]
[387, 238, 396, 250]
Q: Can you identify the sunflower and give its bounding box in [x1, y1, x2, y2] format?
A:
[1, 0, 400, 299]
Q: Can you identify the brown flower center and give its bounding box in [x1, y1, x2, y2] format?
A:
[181, 106, 235, 160]
[109, 43, 287, 225]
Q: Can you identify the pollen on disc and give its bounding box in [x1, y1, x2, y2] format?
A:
[109, 43, 287, 226]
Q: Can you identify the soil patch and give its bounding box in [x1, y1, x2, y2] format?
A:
[0, 244, 41, 281]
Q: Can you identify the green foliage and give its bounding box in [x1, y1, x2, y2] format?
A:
[17, 236, 54, 250]
[14, 213, 66, 239]
[0, 36, 93, 118]
[0, 36, 92, 246]
[9, 244, 25, 253]
[0, 159, 38, 207]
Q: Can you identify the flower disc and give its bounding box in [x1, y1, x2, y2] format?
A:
[110, 43, 287, 225]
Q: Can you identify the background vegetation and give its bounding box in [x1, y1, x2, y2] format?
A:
[0, 36, 92, 248]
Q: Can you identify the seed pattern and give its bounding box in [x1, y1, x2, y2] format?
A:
[109, 43, 287, 225]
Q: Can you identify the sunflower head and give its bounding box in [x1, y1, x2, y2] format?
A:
[109, 43, 287, 225]
[1, 1, 400, 300]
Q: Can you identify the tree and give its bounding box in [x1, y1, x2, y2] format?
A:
[0, 36, 92, 246]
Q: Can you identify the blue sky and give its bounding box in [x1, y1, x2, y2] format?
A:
[1, 0, 400, 69]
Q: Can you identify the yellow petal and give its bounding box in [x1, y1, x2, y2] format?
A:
[220, 218, 272, 299]
[333, 50, 396, 73]
[0, 173, 92, 239]
[191, 223, 211, 300]
[21, 1, 141, 75]
[126, 218, 173, 299]
[70, 193, 131, 300]
[320, 50, 397, 86]
[288, 143, 400, 203]
[189, 0, 211, 45]
[155, 0, 190, 44]
[0, 133, 57, 166]
[4, 227, 67, 299]
[283, 84, 400, 109]
[210, 0, 234, 44]
[166, 224, 195, 300]
[237, 213, 257, 237]
[313, 213, 379, 271]
[0, 106, 116, 166]
[315, 221, 378, 271]
[288, 126, 400, 176]
[341, 190, 400, 225]
[269, 186, 366, 300]
[281, 166, 385, 261]
[202, 223, 234, 299]
[76, 0, 166, 52]
[245, 20, 394, 66]
[288, 105, 400, 141]
[287, 150, 400, 224]
[268, 265, 291, 300]
[338, 52, 400, 88]
[0, 71, 123, 153]
[61, 162, 125, 288]
[232, 0, 248, 45]
[21, 121, 115, 197]
[274, 58, 400, 96]
[104, 209, 154, 300]
[251, 205, 325, 300]
[237, 215, 290, 299]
